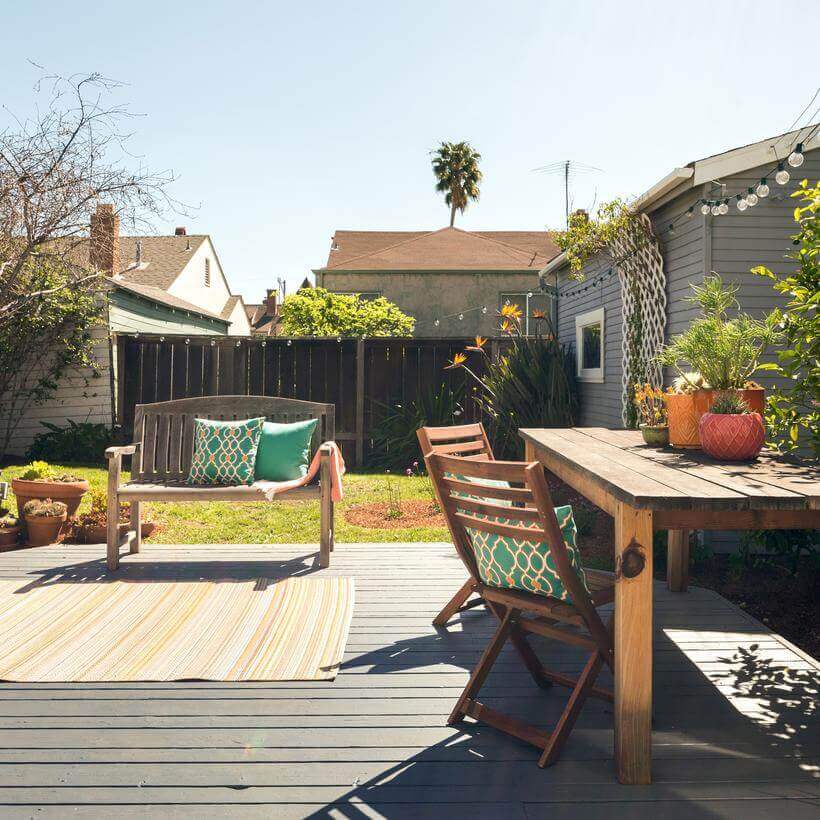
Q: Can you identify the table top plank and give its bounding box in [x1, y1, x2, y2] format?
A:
[579, 428, 809, 507]
[519, 428, 820, 513]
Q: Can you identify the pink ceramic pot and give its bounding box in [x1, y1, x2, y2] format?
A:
[698, 412, 765, 461]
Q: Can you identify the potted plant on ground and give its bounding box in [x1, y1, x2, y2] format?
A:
[658, 274, 775, 448]
[23, 499, 68, 547]
[76, 490, 156, 544]
[0, 512, 21, 550]
[634, 383, 668, 446]
[699, 390, 765, 461]
[11, 462, 90, 520]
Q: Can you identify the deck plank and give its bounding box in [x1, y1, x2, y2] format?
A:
[0, 542, 816, 817]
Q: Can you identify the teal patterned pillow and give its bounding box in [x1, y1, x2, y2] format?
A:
[187, 417, 265, 486]
[464, 501, 589, 604]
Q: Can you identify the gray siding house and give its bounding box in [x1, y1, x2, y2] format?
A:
[543, 125, 819, 428]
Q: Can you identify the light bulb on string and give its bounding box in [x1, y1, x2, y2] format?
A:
[686, 207, 694, 219]
[787, 143, 804, 168]
[458, 313, 464, 321]
[745, 188, 758, 207]
[736, 194, 748, 212]
[481, 306, 487, 314]
[718, 199, 729, 215]
[775, 164, 790, 185]
[700, 202, 711, 215]
[434, 319, 440, 327]
[756, 178, 769, 198]
[710, 203, 721, 216]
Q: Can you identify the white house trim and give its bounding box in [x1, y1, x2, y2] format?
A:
[575, 307, 605, 383]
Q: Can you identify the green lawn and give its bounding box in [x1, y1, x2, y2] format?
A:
[1, 463, 450, 543]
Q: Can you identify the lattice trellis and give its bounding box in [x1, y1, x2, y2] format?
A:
[610, 213, 667, 426]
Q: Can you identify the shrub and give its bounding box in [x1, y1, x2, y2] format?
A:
[738, 529, 818, 576]
[22, 498, 67, 517]
[0, 513, 18, 529]
[26, 420, 113, 464]
[572, 505, 597, 537]
[368, 384, 466, 470]
[18, 461, 52, 481]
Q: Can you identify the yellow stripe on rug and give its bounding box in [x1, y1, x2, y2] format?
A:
[0, 577, 354, 682]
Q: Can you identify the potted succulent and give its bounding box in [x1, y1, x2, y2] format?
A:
[658, 275, 775, 448]
[77, 490, 155, 544]
[0, 512, 21, 551]
[23, 499, 68, 547]
[11, 461, 90, 520]
[634, 383, 669, 446]
[699, 390, 765, 461]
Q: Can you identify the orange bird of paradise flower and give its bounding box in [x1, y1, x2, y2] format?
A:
[445, 352, 467, 369]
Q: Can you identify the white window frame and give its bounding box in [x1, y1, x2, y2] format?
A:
[575, 307, 605, 383]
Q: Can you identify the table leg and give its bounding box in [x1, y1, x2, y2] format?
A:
[667, 529, 690, 592]
[614, 502, 653, 785]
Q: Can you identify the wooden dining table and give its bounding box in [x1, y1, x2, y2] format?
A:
[519, 427, 819, 785]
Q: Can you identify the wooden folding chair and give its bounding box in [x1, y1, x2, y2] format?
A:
[425, 451, 615, 767]
[417, 423, 495, 627]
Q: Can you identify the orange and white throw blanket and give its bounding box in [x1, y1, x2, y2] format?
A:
[256, 441, 346, 503]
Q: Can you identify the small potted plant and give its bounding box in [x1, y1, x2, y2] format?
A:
[0, 512, 21, 551]
[699, 390, 765, 461]
[11, 461, 90, 520]
[634, 383, 668, 446]
[23, 499, 68, 547]
[77, 490, 155, 544]
[658, 275, 774, 448]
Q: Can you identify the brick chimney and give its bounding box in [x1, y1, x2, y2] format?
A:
[89, 204, 120, 275]
[174, 226, 187, 236]
[263, 289, 278, 317]
[571, 208, 589, 223]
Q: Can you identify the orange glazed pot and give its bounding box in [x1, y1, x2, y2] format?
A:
[24, 512, 67, 547]
[666, 388, 764, 448]
[699, 412, 765, 461]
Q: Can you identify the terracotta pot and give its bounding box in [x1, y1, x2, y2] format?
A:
[24, 512, 68, 547]
[640, 425, 669, 447]
[12, 478, 90, 520]
[665, 388, 764, 448]
[699, 412, 765, 461]
[0, 526, 21, 551]
[81, 521, 156, 544]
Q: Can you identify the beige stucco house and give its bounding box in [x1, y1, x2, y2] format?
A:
[313, 227, 559, 337]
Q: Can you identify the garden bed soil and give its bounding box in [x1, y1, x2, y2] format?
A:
[345, 500, 445, 529]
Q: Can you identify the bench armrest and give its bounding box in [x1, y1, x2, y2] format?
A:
[106, 444, 137, 460]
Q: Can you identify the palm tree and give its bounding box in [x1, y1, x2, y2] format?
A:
[431, 141, 483, 227]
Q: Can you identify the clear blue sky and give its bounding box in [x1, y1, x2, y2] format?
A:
[2, 0, 819, 301]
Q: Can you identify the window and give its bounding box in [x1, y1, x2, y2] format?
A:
[204, 258, 211, 287]
[499, 292, 554, 335]
[575, 307, 604, 382]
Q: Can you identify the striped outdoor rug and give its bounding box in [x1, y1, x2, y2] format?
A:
[0, 577, 354, 682]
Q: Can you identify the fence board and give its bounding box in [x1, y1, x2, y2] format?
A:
[116, 335, 510, 466]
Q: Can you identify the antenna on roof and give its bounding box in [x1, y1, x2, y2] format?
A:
[532, 160, 603, 228]
[185, 238, 191, 251]
[135, 239, 142, 266]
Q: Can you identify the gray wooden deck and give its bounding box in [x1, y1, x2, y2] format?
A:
[0, 541, 817, 818]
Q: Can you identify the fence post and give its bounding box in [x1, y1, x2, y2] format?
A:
[355, 338, 365, 467]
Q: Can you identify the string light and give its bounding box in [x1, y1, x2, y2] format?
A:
[481, 306, 487, 314]
[736, 194, 748, 211]
[718, 199, 729, 215]
[710, 203, 720, 216]
[700, 202, 711, 215]
[788, 143, 805, 167]
[756, 178, 770, 198]
[458, 313, 464, 321]
[775, 163, 790, 185]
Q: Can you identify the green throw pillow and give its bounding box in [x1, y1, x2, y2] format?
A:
[254, 418, 318, 481]
[187, 417, 264, 486]
[455, 476, 589, 602]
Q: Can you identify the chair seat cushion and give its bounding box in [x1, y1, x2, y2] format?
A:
[465, 504, 589, 604]
[254, 418, 318, 481]
[187, 417, 265, 486]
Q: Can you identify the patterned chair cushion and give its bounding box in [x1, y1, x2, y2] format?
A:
[453, 474, 589, 603]
[187, 417, 265, 486]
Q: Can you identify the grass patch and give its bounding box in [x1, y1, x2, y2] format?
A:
[0, 464, 450, 543]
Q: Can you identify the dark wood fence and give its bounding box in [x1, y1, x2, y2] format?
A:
[116, 335, 507, 466]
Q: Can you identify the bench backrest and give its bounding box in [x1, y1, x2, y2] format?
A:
[131, 396, 335, 482]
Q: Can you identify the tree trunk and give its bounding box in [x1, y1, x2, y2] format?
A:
[449, 201, 456, 227]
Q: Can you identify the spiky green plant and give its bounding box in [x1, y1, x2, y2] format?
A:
[431, 141, 483, 226]
[709, 390, 751, 415]
[658, 274, 778, 390]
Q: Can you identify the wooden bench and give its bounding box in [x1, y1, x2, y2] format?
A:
[105, 396, 336, 571]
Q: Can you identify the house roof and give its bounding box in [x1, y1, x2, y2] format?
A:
[117, 235, 208, 288]
[111, 279, 229, 323]
[319, 227, 559, 271]
[541, 123, 820, 277]
[220, 294, 242, 320]
[245, 303, 279, 335]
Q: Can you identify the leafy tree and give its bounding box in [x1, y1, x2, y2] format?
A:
[752, 179, 819, 457]
[431, 141, 482, 227]
[279, 288, 415, 338]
